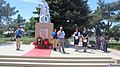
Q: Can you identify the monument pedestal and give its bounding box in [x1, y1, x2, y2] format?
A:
[35, 23, 53, 49]
[35, 23, 53, 42]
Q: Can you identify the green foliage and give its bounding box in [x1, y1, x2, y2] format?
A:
[13, 14, 26, 27]
[22, 37, 35, 45]
[90, 0, 120, 43]
[0, 0, 19, 34]
[109, 42, 120, 50]
[91, 0, 120, 26]
[3, 33, 14, 37]
[0, 40, 5, 44]
[0, 38, 11, 44]
[109, 25, 120, 41]
[24, 17, 36, 37]
[114, 36, 119, 42]
[47, 0, 91, 27]
[24, 17, 36, 31]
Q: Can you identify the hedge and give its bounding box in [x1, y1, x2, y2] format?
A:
[109, 42, 120, 50]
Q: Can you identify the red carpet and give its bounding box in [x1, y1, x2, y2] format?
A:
[23, 49, 52, 57]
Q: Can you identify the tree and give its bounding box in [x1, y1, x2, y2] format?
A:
[24, 17, 36, 31]
[24, 17, 36, 37]
[14, 14, 26, 26]
[6, 14, 26, 33]
[109, 24, 120, 41]
[0, 0, 18, 33]
[33, 0, 91, 38]
[90, 0, 120, 42]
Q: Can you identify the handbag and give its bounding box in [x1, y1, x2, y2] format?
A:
[83, 39, 87, 42]
[75, 36, 79, 39]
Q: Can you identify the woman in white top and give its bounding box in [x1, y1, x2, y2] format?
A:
[73, 28, 80, 52]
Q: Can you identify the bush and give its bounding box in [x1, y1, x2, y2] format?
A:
[0, 40, 5, 44]
[114, 37, 119, 42]
[109, 42, 120, 45]
[22, 37, 35, 45]
[0, 35, 4, 38]
[4, 33, 14, 37]
[109, 42, 120, 50]
[0, 37, 12, 44]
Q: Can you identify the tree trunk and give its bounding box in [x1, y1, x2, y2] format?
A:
[95, 25, 101, 49]
[0, 16, 4, 34]
[0, 16, 1, 28]
[107, 21, 110, 46]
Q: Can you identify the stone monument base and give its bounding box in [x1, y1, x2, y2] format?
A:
[35, 23, 53, 43]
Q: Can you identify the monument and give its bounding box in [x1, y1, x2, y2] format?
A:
[39, 0, 50, 23]
[35, 0, 53, 45]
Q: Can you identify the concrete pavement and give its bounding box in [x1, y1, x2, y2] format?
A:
[0, 42, 34, 56]
[0, 41, 120, 61]
[0, 42, 120, 67]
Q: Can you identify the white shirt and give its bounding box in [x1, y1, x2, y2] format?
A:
[73, 32, 80, 39]
[72, 32, 80, 37]
[57, 30, 65, 38]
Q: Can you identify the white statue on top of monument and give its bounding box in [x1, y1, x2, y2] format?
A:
[39, 0, 51, 23]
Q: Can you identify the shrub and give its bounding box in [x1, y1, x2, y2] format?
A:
[109, 42, 120, 50]
[22, 37, 35, 45]
[109, 42, 120, 45]
[0, 40, 5, 44]
[0, 38, 11, 44]
[4, 33, 14, 37]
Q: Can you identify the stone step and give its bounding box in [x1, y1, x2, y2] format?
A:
[0, 58, 114, 63]
[0, 55, 112, 59]
[0, 55, 114, 67]
[0, 61, 109, 67]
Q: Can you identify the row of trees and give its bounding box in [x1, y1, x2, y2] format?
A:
[0, 0, 119, 41]
[27, 0, 119, 41]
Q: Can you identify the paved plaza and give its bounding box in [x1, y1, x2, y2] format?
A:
[0, 42, 119, 59]
[0, 42, 120, 67]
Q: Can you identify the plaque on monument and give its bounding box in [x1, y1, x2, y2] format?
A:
[40, 28, 48, 39]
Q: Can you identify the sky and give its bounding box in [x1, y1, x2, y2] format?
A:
[6, 0, 118, 22]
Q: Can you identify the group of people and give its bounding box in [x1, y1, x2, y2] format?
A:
[51, 26, 89, 53]
[15, 26, 107, 53]
[97, 34, 107, 52]
[51, 27, 66, 53]
[14, 25, 108, 53]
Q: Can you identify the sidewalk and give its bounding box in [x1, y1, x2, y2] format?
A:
[0, 41, 120, 59]
[0, 42, 34, 56]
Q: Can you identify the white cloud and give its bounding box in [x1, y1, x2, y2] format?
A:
[21, 0, 42, 4]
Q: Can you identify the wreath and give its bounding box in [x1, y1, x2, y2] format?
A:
[37, 36, 43, 46]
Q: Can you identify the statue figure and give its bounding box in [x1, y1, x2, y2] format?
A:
[39, 0, 51, 23]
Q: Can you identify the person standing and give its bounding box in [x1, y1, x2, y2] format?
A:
[51, 28, 58, 51]
[15, 27, 23, 50]
[57, 27, 66, 53]
[99, 34, 107, 52]
[82, 27, 88, 52]
[73, 28, 80, 52]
